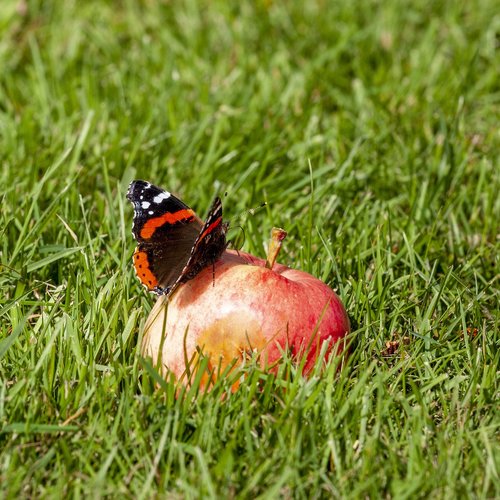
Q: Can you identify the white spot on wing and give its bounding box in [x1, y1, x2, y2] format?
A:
[142, 201, 151, 209]
[153, 191, 171, 203]
[148, 210, 154, 215]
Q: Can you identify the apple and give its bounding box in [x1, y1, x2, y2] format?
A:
[141, 230, 350, 389]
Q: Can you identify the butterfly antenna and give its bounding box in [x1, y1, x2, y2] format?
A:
[228, 201, 267, 223]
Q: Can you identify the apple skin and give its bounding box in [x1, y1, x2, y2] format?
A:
[142, 250, 350, 386]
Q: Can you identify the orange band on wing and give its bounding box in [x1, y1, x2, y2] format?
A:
[139, 209, 195, 239]
[133, 249, 158, 289]
[199, 216, 222, 241]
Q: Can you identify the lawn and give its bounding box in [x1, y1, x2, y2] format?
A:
[0, 0, 498, 497]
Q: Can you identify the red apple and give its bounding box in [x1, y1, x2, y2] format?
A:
[142, 234, 350, 389]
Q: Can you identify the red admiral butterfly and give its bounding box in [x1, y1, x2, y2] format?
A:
[127, 180, 228, 296]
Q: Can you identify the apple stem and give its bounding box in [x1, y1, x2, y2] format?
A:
[265, 227, 287, 270]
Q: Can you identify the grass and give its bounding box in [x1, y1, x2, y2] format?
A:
[0, 0, 499, 497]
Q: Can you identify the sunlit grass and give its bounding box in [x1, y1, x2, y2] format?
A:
[1, 0, 498, 497]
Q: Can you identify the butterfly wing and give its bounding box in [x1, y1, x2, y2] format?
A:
[127, 180, 203, 294]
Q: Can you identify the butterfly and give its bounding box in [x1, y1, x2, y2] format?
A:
[127, 180, 228, 296]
